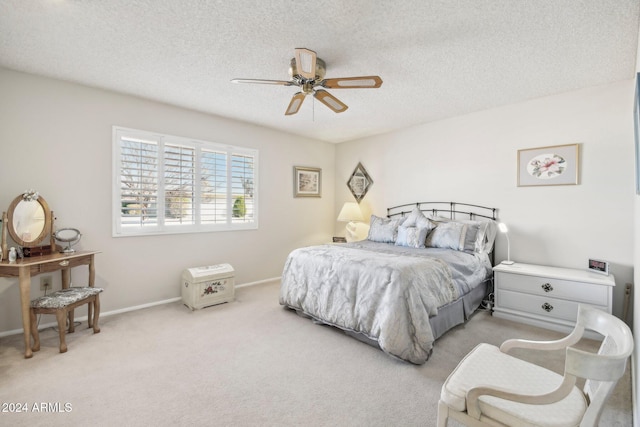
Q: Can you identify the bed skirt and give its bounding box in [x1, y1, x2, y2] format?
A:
[284, 279, 491, 360]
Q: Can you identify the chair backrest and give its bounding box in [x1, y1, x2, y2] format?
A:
[564, 305, 633, 426]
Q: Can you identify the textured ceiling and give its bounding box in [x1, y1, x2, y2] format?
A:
[1, 1, 639, 143]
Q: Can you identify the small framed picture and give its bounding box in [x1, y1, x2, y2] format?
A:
[588, 258, 609, 275]
[293, 166, 321, 198]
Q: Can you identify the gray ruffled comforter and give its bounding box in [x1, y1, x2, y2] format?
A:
[279, 241, 491, 364]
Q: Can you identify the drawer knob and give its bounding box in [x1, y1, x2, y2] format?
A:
[541, 283, 553, 292]
[541, 302, 554, 312]
[59, 260, 69, 267]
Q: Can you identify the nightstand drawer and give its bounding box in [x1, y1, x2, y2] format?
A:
[496, 272, 607, 305]
[497, 289, 593, 323]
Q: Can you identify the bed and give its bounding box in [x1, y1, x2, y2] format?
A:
[279, 202, 498, 364]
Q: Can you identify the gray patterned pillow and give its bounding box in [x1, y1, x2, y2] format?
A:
[429, 217, 495, 253]
[426, 221, 471, 251]
[395, 225, 429, 248]
[367, 215, 403, 243]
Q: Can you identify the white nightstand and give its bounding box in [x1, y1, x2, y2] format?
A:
[492, 263, 615, 334]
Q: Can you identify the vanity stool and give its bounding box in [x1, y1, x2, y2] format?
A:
[29, 287, 103, 353]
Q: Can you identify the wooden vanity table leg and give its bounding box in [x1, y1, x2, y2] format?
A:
[30, 309, 40, 352]
[87, 255, 95, 327]
[61, 268, 70, 289]
[61, 267, 73, 331]
[18, 266, 33, 358]
[88, 254, 95, 287]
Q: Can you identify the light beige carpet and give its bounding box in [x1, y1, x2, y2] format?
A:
[0, 280, 632, 426]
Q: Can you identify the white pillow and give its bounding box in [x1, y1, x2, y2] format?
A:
[395, 225, 429, 248]
[367, 215, 403, 243]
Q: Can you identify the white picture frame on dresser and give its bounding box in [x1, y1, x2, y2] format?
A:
[492, 263, 615, 335]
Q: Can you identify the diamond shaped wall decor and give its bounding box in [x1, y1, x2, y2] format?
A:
[347, 162, 373, 203]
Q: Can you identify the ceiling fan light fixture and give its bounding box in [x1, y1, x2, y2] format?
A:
[302, 82, 314, 94]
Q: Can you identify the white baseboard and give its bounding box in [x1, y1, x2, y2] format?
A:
[0, 297, 182, 337]
[0, 277, 281, 338]
[235, 276, 280, 289]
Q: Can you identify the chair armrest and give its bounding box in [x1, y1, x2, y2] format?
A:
[500, 324, 584, 353]
[466, 376, 577, 420]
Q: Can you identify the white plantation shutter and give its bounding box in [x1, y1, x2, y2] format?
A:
[164, 143, 195, 226]
[113, 127, 258, 236]
[119, 135, 159, 229]
[231, 153, 255, 223]
[200, 148, 228, 224]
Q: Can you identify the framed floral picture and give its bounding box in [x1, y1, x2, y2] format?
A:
[293, 166, 321, 197]
[517, 143, 579, 187]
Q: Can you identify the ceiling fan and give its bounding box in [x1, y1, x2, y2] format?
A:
[231, 48, 383, 115]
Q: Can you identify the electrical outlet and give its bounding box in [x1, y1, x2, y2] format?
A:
[40, 275, 52, 291]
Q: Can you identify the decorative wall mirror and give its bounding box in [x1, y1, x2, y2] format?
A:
[2, 190, 54, 257]
[347, 162, 373, 203]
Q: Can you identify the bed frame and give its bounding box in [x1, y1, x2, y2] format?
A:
[387, 201, 497, 220]
[385, 201, 499, 341]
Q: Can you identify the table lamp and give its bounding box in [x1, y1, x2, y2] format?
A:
[337, 202, 364, 242]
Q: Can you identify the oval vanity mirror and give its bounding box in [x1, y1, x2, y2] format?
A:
[6, 191, 52, 248]
[54, 228, 82, 253]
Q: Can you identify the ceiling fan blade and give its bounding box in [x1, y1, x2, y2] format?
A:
[285, 92, 306, 115]
[314, 89, 348, 113]
[231, 78, 294, 86]
[294, 48, 317, 79]
[321, 76, 383, 89]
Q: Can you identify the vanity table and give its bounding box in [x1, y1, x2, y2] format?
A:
[0, 190, 99, 358]
[0, 251, 99, 358]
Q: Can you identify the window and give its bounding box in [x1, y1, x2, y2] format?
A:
[112, 126, 258, 236]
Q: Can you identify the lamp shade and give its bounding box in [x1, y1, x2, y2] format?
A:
[337, 202, 364, 222]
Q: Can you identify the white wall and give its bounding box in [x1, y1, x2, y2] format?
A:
[0, 68, 335, 334]
[335, 80, 635, 322]
[633, 33, 640, 426]
[634, 161, 639, 425]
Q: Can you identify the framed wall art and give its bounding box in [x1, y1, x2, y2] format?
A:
[347, 162, 373, 203]
[517, 143, 579, 187]
[293, 166, 321, 197]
